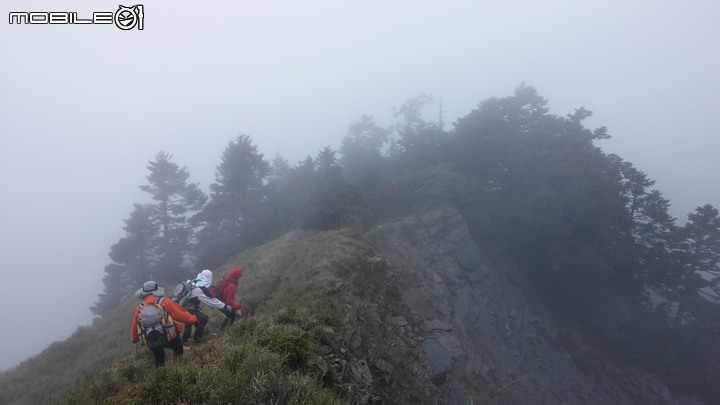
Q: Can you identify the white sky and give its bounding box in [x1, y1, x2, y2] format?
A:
[1, 0, 718, 371]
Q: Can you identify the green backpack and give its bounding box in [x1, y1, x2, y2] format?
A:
[171, 280, 195, 307]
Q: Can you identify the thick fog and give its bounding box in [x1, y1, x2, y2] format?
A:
[1, 0, 718, 371]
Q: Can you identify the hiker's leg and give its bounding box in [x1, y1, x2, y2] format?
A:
[182, 324, 192, 342]
[150, 346, 165, 368]
[194, 311, 209, 341]
[183, 309, 198, 342]
[168, 335, 184, 357]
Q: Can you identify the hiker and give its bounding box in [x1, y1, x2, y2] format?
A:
[131, 280, 198, 368]
[182, 269, 237, 343]
[213, 265, 244, 329]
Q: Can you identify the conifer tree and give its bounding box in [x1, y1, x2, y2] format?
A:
[339, 115, 388, 181]
[140, 151, 207, 279]
[92, 204, 156, 315]
[268, 152, 291, 187]
[278, 156, 317, 229]
[307, 147, 357, 230]
[93, 153, 206, 314]
[680, 204, 720, 295]
[194, 134, 269, 266]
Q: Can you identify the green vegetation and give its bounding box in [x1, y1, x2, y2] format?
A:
[62, 312, 346, 405]
[1, 230, 367, 404]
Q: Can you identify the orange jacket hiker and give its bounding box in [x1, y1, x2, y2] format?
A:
[131, 280, 199, 368]
[131, 293, 198, 343]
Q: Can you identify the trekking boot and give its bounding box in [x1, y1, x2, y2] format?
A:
[193, 336, 205, 344]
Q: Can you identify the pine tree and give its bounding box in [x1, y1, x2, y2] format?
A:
[268, 152, 291, 187]
[194, 134, 269, 266]
[307, 147, 357, 230]
[278, 156, 317, 230]
[92, 204, 156, 315]
[681, 204, 720, 295]
[339, 115, 388, 181]
[139, 151, 207, 279]
[93, 153, 206, 314]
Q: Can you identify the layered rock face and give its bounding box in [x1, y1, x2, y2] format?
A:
[333, 208, 702, 404]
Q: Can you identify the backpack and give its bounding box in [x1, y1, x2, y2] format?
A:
[171, 280, 195, 307]
[210, 279, 228, 302]
[136, 297, 176, 349]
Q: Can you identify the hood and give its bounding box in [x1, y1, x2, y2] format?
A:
[227, 266, 243, 283]
[194, 270, 213, 288]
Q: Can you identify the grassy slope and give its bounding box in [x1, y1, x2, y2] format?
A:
[0, 230, 370, 404]
[0, 297, 137, 405]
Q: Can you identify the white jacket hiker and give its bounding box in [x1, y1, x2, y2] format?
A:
[182, 269, 236, 343]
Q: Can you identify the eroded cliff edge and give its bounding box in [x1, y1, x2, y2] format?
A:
[332, 207, 702, 404]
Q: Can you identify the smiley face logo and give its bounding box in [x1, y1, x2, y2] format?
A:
[114, 5, 144, 30]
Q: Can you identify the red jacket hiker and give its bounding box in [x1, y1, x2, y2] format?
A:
[216, 265, 244, 310]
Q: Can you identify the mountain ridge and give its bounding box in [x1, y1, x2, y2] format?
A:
[0, 207, 705, 404]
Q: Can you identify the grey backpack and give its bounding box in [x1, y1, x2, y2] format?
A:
[137, 297, 176, 349]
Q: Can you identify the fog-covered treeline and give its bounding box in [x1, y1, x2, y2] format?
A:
[93, 85, 720, 402]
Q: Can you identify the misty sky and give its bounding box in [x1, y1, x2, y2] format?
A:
[1, 0, 718, 371]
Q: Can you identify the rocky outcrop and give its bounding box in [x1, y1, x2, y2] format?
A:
[331, 207, 704, 404]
